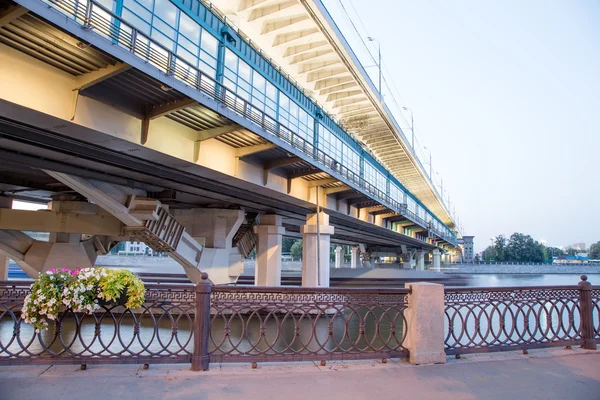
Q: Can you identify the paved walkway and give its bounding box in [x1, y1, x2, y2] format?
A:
[1, 349, 599, 400]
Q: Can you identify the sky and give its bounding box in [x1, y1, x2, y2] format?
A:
[321, 0, 600, 252]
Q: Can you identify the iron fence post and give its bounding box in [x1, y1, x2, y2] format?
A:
[578, 275, 597, 350]
[191, 273, 212, 371]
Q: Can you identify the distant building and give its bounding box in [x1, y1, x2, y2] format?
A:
[554, 255, 589, 264]
[118, 241, 153, 256]
[570, 243, 586, 251]
[458, 236, 475, 263]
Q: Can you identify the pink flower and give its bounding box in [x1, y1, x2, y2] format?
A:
[61, 268, 68, 272]
[70, 269, 80, 276]
[49, 268, 57, 273]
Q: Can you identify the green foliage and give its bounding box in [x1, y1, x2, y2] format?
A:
[22, 267, 146, 331]
[290, 239, 303, 260]
[21, 269, 74, 330]
[99, 269, 146, 309]
[484, 233, 547, 263]
[282, 237, 295, 254]
[590, 241, 600, 259]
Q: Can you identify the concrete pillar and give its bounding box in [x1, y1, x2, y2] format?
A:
[301, 212, 334, 287]
[350, 246, 359, 269]
[432, 249, 441, 270]
[253, 214, 285, 286]
[405, 282, 446, 365]
[334, 245, 343, 269]
[0, 254, 8, 280]
[416, 250, 425, 271]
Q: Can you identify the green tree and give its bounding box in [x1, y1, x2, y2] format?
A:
[545, 246, 564, 261]
[493, 235, 507, 262]
[282, 237, 295, 254]
[589, 241, 600, 259]
[565, 247, 577, 256]
[290, 239, 303, 261]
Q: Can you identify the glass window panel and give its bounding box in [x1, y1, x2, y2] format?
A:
[154, 0, 177, 26]
[123, 0, 152, 21]
[153, 18, 176, 40]
[122, 8, 150, 35]
[225, 49, 237, 71]
[178, 12, 199, 42]
[238, 60, 251, 83]
[200, 32, 218, 58]
[266, 82, 277, 100]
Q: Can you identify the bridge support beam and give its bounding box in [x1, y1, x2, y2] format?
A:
[253, 214, 284, 286]
[334, 245, 343, 269]
[405, 282, 446, 365]
[301, 212, 334, 287]
[350, 246, 359, 269]
[432, 249, 441, 271]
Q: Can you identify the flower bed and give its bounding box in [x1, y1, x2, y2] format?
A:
[22, 267, 146, 331]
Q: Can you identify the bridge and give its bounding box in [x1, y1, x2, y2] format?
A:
[0, 0, 461, 286]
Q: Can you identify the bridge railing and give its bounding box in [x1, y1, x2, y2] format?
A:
[0, 280, 409, 368]
[30, 0, 457, 246]
[444, 278, 599, 355]
[1, 277, 598, 367]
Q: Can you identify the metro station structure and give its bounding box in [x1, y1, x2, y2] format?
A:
[0, 0, 462, 286]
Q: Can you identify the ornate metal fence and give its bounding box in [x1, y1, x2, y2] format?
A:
[444, 285, 585, 355]
[2, 276, 596, 368]
[591, 287, 600, 343]
[209, 286, 409, 363]
[0, 281, 195, 365]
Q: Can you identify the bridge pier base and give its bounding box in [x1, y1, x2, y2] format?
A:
[301, 212, 334, 287]
[253, 214, 284, 286]
[350, 246, 359, 269]
[334, 245, 343, 269]
[416, 250, 425, 271]
[432, 249, 441, 271]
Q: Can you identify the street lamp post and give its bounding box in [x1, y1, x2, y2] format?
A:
[402, 106, 414, 150]
[367, 37, 382, 101]
[424, 146, 432, 179]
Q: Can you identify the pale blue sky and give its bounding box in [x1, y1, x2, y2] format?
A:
[322, 0, 600, 252]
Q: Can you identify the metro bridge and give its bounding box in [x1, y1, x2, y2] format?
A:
[0, 0, 461, 286]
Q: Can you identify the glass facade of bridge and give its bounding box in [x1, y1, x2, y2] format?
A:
[42, 0, 456, 244]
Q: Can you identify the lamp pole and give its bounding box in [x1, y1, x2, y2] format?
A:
[402, 106, 414, 150]
[424, 146, 432, 179]
[367, 37, 382, 101]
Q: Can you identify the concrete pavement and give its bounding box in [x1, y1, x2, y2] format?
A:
[1, 348, 599, 400]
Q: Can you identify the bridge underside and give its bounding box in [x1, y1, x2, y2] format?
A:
[0, 0, 457, 285]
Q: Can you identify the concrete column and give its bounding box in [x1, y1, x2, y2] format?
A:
[432, 249, 441, 270]
[334, 245, 343, 269]
[0, 254, 8, 280]
[301, 212, 334, 287]
[416, 250, 425, 271]
[350, 246, 359, 269]
[253, 214, 285, 286]
[405, 282, 446, 365]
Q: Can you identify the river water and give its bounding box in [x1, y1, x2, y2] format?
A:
[458, 273, 599, 288]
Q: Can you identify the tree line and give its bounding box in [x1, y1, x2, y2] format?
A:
[481, 234, 600, 263]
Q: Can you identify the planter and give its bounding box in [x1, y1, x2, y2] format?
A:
[98, 289, 128, 307]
